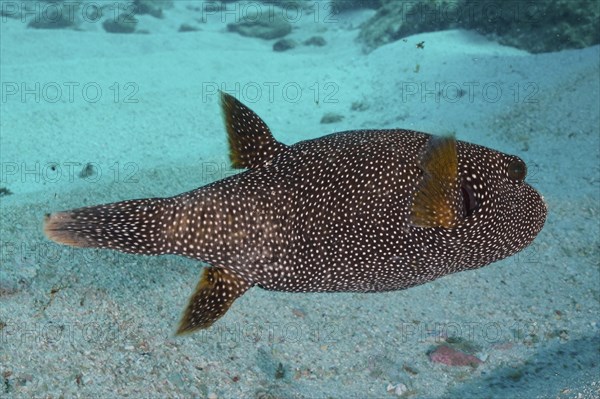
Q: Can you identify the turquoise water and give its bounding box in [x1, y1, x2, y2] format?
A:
[1, 1, 599, 398]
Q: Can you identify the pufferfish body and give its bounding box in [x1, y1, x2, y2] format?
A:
[44, 92, 547, 334]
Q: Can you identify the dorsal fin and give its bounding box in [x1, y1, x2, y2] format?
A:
[176, 266, 252, 335]
[220, 91, 289, 169]
[410, 135, 463, 229]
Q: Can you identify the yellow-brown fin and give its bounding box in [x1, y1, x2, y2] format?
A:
[176, 266, 252, 335]
[44, 211, 94, 247]
[410, 135, 463, 228]
[220, 91, 289, 169]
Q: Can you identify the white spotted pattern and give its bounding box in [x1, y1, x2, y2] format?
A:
[54, 129, 547, 294]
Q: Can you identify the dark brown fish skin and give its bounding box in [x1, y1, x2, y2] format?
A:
[44, 92, 547, 333]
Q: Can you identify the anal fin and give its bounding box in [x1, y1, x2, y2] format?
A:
[176, 267, 252, 335]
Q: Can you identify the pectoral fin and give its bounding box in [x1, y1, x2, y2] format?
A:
[410, 135, 463, 228]
[176, 267, 252, 335]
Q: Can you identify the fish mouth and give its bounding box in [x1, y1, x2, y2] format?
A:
[527, 186, 548, 236]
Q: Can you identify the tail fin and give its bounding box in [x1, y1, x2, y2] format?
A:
[44, 198, 173, 256]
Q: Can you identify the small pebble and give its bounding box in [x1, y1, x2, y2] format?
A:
[304, 36, 326, 46]
[351, 101, 369, 112]
[395, 383, 408, 396]
[429, 345, 483, 367]
[273, 38, 296, 52]
[179, 24, 200, 32]
[387, 383, 408, 396]
[320, 112, 344, 124]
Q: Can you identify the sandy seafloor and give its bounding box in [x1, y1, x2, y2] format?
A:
[1, 1, 599, 398]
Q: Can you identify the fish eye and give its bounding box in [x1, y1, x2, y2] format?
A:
[507, 159, 527, 182]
